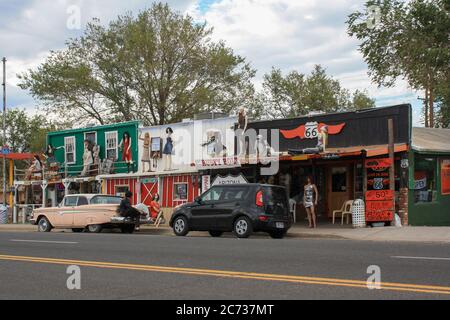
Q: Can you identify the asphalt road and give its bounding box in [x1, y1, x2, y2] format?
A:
[0, 230, 449, 300]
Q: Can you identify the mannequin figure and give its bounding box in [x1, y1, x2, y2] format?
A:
[26, 155, 43, 180]
[163, 128, 174, 171]
[237, 108, 248, 156]
[119, 132, 134, 173]
[139, 131, 153, 173]
[92, 144, 100, 165]
[81, 140, 94, 177]
[289, 126, 329, 155]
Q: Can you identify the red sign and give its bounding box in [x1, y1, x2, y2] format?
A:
[366, 211, 394, 222]
[366, 190, 394, 201]
[281, 123, 346, 140]
[441, 160, 450, 195]
[365, 158, 393, 169]
[366, 201, 394, 211]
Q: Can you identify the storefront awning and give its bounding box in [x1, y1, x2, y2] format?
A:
[6, 153, 34, 161]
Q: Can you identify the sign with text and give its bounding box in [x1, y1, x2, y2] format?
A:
[441, 160, 450, 195]
[366, 190, 394, 201]
[212, 174, 248, 186]
[365, 158, 393, 169]
[196, 157, 241, 170]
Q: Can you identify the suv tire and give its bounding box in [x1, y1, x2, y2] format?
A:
[234, 216, 253, 239]
[173, 216, 189, 237]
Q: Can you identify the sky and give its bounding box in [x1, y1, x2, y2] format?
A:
[0, 0, 424, 125]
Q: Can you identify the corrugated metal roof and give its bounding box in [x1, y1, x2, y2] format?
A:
[412, 127, 450, 153]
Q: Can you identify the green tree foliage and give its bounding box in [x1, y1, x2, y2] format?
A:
[347, 0, 450, 127]
[0, 109, 61, 154]
[259, 65, 375, 118]
[18, 3, 256, 126]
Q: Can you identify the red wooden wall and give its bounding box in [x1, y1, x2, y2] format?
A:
[105, 174, 200, 208]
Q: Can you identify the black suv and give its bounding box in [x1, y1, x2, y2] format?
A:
[169, 184, 292, 239]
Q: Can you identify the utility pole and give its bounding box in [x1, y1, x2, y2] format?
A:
[2, 57, 6, 206]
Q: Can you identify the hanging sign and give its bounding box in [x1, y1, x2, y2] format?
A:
[202, 175, 211, 192]
[366, 190, 394, 202]
[195, 156, 241, 169]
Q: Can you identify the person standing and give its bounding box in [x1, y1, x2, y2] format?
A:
[304, 176, 319, 229]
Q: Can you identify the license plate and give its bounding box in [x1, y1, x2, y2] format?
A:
[276, 222, 285, 229]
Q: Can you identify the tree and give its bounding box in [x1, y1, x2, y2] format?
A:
[347, 0, 450, 127]
[0, 109, 62, 154]
[259, 65, 375, 119]
[19, 3, 256, 126]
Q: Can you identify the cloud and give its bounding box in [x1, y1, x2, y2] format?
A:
[2, 0, 424, 125]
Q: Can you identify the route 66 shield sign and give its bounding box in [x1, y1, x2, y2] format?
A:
[304, 122, 319, 139]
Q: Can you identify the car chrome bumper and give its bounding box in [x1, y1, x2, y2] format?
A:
[110, 217, 152, 225]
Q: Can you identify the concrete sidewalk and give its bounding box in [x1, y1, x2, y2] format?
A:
[0, 223, 449, 243]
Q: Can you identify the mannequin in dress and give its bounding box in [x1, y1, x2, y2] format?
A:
[163, 128, 174, 171]
[119, 132, 134, 173]
[139, 131, 152, 173]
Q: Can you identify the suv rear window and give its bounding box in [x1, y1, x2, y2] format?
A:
[262, 186, 288, 216]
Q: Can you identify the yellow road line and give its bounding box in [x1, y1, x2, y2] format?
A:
[1, 254, 449, 296]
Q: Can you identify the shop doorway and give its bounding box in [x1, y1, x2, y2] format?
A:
[327, 166, 351, 218]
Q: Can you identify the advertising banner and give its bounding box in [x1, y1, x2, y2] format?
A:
[442, 159, 450, 195]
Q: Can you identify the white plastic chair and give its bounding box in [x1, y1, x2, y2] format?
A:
[333, 201, 354, 225]
[289, 199, 297, 224]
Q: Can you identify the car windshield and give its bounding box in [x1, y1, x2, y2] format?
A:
[90, 196, 122, 205]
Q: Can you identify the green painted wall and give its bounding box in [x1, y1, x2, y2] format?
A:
[408, 151, 450, 226]
[46, 121, 140, 175]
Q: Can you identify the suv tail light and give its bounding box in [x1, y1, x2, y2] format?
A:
[259, 216, 269, 222]
[256, 190, 264, 207]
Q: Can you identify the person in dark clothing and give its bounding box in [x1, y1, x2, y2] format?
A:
[118, 192, 141, 225]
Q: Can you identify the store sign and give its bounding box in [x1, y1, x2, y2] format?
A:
[202, 175, 211, 192]
[365, 158, 393, 169]
[281, 123, 346, 140]
[212, 174, 248, 186]
[414, 171, 427, 190]
[196, 156, 241, 169]
[441, 160, 450, 195]
[366, 190, 394, 201]
[141, 178, 157, 184]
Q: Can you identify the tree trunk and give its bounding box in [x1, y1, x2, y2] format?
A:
[429, 86, 434, 128]
[424, 87, 429, 128]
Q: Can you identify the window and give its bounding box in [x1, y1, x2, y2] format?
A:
[201, 187, 224, 202]
[77, 197, 89, 206]
[331, 167, 347, 192]
[105, 131, 118, 160]
[414, 156, 437, 203]
[90, 196, 122, 205]
[64, 136, 76, 164]
[441, 159, 450, 195]
[174, 183, 188, 201]
[115, 185, 129, 198]
[64, 196, 78, 207]
[84, 132, 97, 145]
[222, 187, 250, 201]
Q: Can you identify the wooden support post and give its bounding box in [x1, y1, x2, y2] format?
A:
[388, 119, 396, 224]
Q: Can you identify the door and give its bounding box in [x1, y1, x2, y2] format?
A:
[53, 196, 78, 227]
[214, 186, 250, 230]
[190, 186, 224, 230]
[327, 166, 350, 218]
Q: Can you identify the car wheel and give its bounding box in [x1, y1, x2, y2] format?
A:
[72, 228, 84, 233]
[269, 231, 287, 239]
[234, 216, 253, 239]
[209, 231, 224, 238]
[88, 224, 103, 233]
[173, 216, 189, 237]
[121, 225, 135, 234]
[38, 217, 52, 233]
